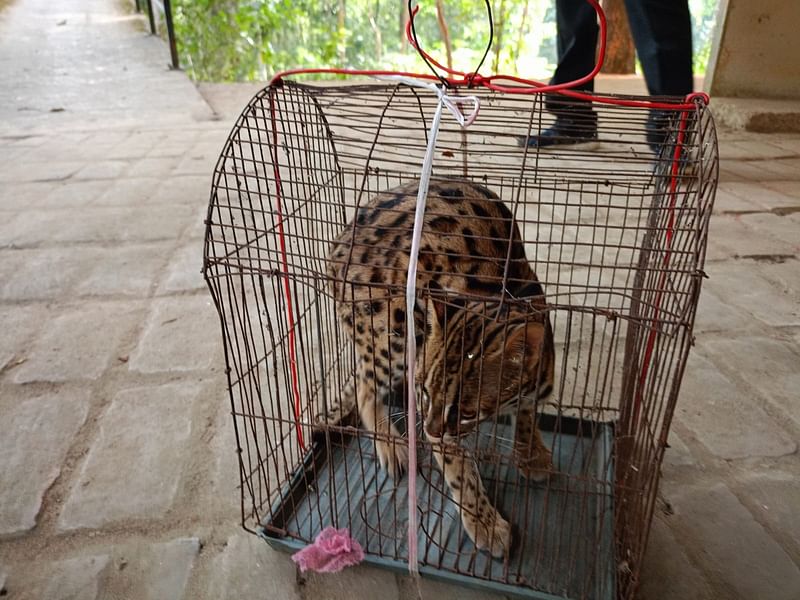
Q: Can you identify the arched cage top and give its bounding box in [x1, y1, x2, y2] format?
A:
[205, 80, 716, 319]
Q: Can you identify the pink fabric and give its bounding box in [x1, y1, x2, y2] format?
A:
[291, 527, 365, 573]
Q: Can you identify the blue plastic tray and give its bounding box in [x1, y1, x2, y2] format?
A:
[259, 414, 616, 600]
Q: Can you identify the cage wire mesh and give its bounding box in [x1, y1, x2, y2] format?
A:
[202, 80, 718, 600]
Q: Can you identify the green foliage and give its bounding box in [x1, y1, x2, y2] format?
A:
[690, 0, 720, 75]
[173, 0, 719, 82]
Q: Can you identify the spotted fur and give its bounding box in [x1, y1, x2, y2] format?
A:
[325, 179, 554, 557]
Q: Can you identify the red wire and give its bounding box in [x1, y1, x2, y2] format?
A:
[630, 111, 691, 432]
[268, 91, 306, 451]
[271, 1, 703, 111]
[403, 2, 607, 96]
[403, 6, 464, 79]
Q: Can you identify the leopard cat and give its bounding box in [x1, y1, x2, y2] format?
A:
[325, 178, 555, 558]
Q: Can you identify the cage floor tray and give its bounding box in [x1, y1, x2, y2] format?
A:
[259, 415, 616, 600]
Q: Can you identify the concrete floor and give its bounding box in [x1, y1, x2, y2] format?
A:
[0, 1, 799, 599]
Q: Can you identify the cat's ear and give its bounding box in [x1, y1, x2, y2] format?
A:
[426, 281, 464, 329]
[429, 295, 466, 330]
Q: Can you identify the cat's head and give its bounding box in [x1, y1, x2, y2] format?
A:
[419, 294, 554, 441]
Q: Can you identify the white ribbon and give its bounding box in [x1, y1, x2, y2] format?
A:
[374, 75, 480, 127]
[373, 75, 480, 575]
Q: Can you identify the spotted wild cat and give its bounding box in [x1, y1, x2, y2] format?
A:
[325, 178, 555, 557]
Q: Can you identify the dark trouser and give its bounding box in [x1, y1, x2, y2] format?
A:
[546, 0, 693, 120]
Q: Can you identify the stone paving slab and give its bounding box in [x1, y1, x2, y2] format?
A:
[704, 261, 800, 326]
[101, 537, 200, 600]
[74, 243, 170, 297]
[0, 305, 47, 371]
[734, 471, 800, 559]
[58, 382, 201, 530]
[757, 259, 800, 297]
[197, 532, 302, 600]
[720, 180, 800, 210]
[740, 212, 800, 246]
[12, 301, 141, 383]
[709, 214, 798, 258]
[661, 431, 696, 468]
[676, 354, 796, 459]
[157, 243, 206, 294]
[638, 516, 713, 600]
[411, 576, 508, 599]
[16, 554, 112, 600]
[206, 386, 244, 509]
[701, 336, 800, 428]
[717, 138, 792, 160]
[0, 180, 103, 211]
[39, 179, 116, 208]
[759, 157, 800, 178]
[718, 159, 797, 182]
[92, 176, 163, 206]
[693, 286, 758, 334]
[150, 174, 214, 205]
[302, 563, 401, 600]
[665, 482, 800, 600]
[0, 391, 90, 535]
[713, 184, 767, 212]
[3, 205, 196, 246]
[2, 538, 200, 600]
[764, 179, 800, 200]
[126, 155, 183, 178]
[0, 247, 96, 302]
[0, 160, 85, 183]
[128, 295, 220, 373]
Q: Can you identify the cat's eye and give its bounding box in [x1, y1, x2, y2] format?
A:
[467, 352, 475, 360]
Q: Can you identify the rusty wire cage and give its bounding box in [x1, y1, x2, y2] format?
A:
[202, 80, 718, 599]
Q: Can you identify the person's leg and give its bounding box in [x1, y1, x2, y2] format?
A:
[624, 0, 692, 97]
[549, 0, 600, 93]
[624, 0, 693, 151]
[524, 0, 600, 148]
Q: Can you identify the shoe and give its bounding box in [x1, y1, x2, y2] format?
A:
[647, 110, 698, 155]
[521, 117, 599, 149]
[646, 110, 673, 155]
[648, 110, 699, 177]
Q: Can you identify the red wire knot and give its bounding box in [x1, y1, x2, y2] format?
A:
[464, 72, 485, 88]
[685, 92, 710, 106]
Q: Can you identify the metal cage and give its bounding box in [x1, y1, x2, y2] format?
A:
[202, 80, 718, 600]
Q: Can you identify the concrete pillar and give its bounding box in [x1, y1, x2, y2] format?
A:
[705, 0, 800, 99]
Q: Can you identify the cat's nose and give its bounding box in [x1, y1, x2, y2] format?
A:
[423, 414, 444, 440]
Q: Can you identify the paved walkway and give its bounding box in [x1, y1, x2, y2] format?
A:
[0, 1, 798, 599]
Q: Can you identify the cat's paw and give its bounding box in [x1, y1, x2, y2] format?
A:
[517, 445, 553, 483]
[376, 426, 408, 479]
[467, 508, 512, 559]
[314, 382, 357, 427]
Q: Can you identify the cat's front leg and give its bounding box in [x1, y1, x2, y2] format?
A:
[513, 406, 553, 482]
[356, 362, 408, 478]
[428, 433, 511, 558]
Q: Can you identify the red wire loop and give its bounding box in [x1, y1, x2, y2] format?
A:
[271, 0, 699, 111]
[465, 72, 484, 87]
[686, 91, 710, 105]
